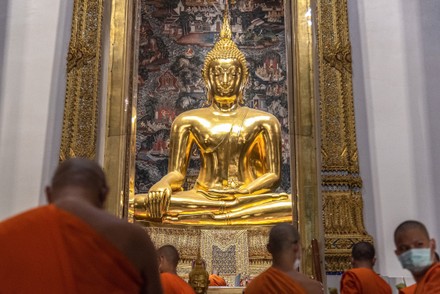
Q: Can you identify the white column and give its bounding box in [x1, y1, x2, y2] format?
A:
[0, 1, 72, 219]
[348, 0, 440, 277]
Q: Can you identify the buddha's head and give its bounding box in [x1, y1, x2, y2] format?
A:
[189, 252, 209, 294]
[202, 3, 248, 106]
[189, 273, 209, 294]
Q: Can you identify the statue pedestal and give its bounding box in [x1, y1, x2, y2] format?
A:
[143, 226, 273, 283]
[208, 287, 244, 294]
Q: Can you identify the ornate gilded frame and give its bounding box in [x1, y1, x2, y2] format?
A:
[315, 0, 373, 272]
[60, 0, 103, 160]
[61, 0, 371, 273]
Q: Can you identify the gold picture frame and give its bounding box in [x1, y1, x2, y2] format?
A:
[107, 0, 321, 275]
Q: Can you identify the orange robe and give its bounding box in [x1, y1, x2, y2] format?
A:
[161, 272, 195, 294]
[245, 266, 307, 294]
[399, 284, 416, 294]
[340, 268, 392, 294]
[414, 262, 440, 294]
[0, 205, 142, 293]
[209, 274, 227, 286]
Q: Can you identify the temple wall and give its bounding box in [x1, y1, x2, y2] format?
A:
[0, 1, 72, 218]
[0, 0, 440, 284]
[348, 0, 440, 278]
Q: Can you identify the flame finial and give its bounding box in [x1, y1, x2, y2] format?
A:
[220, 0, 232, 40]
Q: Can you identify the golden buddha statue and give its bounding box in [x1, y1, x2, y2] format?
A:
[188, 252, 210, 294]
[134, 3, 292, 225]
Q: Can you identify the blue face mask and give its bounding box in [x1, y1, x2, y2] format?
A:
[398, 248, 433, 273]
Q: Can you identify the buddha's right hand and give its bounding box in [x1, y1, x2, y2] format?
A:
[146, 183, 172, 219]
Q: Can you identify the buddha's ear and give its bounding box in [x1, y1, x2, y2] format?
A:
[238, 71, 248, 105]
[206, 86, 213, 105]
[202, 68, 213, 104]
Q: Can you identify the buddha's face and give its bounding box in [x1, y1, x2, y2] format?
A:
[190, 274, 209, 294]
[208, 58, 243, 104]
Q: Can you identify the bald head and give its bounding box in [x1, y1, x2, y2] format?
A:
[352, 242, 375, 262]
[394, 220, 436, 279]
[158, 245, 180, 268]
[394, 220, 430, 243]
[267, 223, 300, 256]
[47, 158, 108, 206]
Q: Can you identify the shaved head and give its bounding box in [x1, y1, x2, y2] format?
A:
[352, 241, 375, 262]
[394, 220, 430, 242]
[158, 245, 180, 268]
[267, 223, 300, 256]
[394, 220, 436, 280]
[47, 158, 108, 205]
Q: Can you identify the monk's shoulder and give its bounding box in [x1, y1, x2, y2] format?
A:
[293, 272, 323, 294]
[305, 279, 324, 294]
[107, 219, 152, 252]
[342, 268, 375, 280]
[424, 262, 440, 286]
[75, 205, 154, 260]
[429, 262, 440, 275]
[245, 269, 270, 292]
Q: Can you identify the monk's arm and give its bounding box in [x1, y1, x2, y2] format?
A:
[134, 228, 163, 294]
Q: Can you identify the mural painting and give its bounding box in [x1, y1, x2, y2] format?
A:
[135, 0, 291, 194]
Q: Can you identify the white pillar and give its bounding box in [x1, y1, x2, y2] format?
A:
[0, 1, 73, 219]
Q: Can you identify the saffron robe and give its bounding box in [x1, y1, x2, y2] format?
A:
[209, 274, 227, 286]
[340, 268, 392, 294]
[245, 266, 307, 294]
[399, 284, 416, 294]
[0, 205, 142, 293]
[414, 262, 440, 294]
[161, 272, 195, 294]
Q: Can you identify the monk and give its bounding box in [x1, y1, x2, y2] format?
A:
[399, 284, 416, 294]
[340, 241, 391, 294]
[0, 158, 162, 293]
[209, 269, 227, 286]
[398, 253, 440, 294]
[158, 244, 195, 294]
[245, 223, 323, 294]
[394, 220, 440, 294]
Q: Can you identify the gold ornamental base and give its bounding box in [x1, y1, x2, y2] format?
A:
[143, 226, 273, 285]
[323, 192, 374, 272]
[325, 234, 374, 272]
[208, 287, 244, 294]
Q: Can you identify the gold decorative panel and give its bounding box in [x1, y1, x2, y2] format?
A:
[315, 0, 373, 272]
[60, 0, 103, 161]
[146, 227, 271, 284]
[201, 229, 248, 284]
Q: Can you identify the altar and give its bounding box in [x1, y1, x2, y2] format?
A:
[61, 0, 374, 288]
[128, 1, 296, 284]
[145, 226, 272, 285]
[207, 287, 244, 294]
